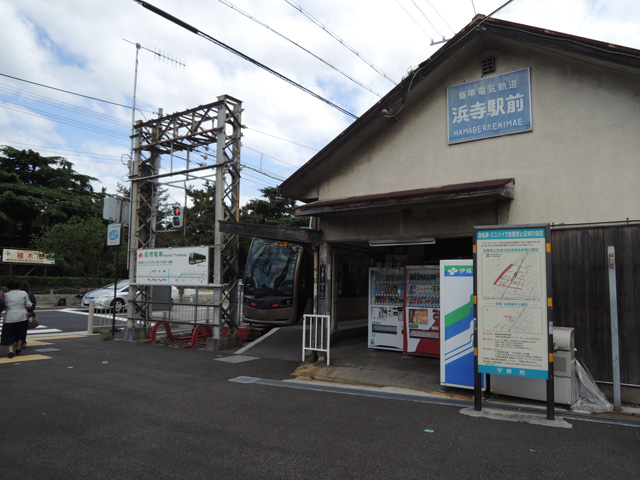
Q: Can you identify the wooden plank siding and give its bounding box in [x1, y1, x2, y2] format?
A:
[551, 225, 640, 386]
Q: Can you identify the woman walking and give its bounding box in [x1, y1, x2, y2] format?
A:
[19, 280, 37, 349]
[1, 278, 32, 358]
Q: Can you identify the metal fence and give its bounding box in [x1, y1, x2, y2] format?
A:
[302, 314, 331, 366]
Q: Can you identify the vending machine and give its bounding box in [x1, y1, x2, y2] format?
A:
[368, 267, 405, 351]
[404, 265, 440, 357]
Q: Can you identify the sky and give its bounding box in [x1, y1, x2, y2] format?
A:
[1, 0, 639, 210]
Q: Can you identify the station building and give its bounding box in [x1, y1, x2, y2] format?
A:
[277, 16, 640, 398]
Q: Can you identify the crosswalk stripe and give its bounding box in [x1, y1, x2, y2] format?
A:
[0, 325, 64, 336]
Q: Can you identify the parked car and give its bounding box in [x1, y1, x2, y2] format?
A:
[81, 280, 130, 311]
[81, 281, 179, 311]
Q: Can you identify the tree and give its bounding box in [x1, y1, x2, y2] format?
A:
[240, 187, 308, 227]
[0, 146, 101, 248]
[31, 216, 116, 285]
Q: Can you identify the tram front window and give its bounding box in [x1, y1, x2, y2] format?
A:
[244, 239, 300, 297]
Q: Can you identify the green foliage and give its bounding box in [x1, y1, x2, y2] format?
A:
[0, 276, 113, 291]
[240, 187, 309, 227]
[0, 146, 102, 248]
[31, 216, 115, 283]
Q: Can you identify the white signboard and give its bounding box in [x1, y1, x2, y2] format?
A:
[136, 246, 209, 286]
[2, 249, 55, 265]
[475, 226, 550, 379]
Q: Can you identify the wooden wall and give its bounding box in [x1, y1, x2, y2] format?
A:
[551, 225, 640, 386]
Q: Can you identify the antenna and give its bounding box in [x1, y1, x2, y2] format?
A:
[123, 39, 187, 152]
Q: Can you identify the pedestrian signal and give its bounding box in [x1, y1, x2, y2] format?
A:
[171, 204, 183, 228]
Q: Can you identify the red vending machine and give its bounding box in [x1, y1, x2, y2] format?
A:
[404, 265, 440, 356]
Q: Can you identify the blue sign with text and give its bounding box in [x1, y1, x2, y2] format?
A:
[447, 68, 532, 144]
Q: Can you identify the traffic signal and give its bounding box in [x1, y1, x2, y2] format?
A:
[171, 204, 183, 228]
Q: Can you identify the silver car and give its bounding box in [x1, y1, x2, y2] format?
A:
[81, 281, 180, 311]
[81, 280, 130, 311]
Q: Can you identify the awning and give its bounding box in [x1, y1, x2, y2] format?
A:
[295, 178, 514, 216]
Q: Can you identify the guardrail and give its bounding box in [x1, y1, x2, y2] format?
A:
[87, 301, 128, 333]
[302, 314, 331, 366]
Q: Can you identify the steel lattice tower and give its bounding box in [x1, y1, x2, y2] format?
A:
[126, 95, 243, 342]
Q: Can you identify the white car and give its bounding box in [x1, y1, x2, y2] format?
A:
[81, 281, 179, 311]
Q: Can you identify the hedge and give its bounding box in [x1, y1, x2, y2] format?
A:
[0, 276, 116, 292]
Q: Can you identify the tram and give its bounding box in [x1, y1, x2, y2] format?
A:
[242, 238, 312, 326]
[242, 238, 377, 326]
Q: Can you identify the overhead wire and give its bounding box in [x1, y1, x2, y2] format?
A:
[410, 0, 444, 40]
[0, 72, 155, 116]
[0, 101, 130, 140]
[216, 0, 383, 97]
[395, 0, 435, 42]
[133, 0, 359, 120]
[284, 0, 397, 85]
[0, 82, 130, 128]
[421, 0, 457, 35]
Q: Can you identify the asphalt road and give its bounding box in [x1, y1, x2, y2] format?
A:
[0, 335, 638, 479]
[32, 308, 91, 334]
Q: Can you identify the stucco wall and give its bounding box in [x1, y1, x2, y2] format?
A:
[317, 43, 640, 226]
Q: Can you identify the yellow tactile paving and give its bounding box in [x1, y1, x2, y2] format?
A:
[0, 354, 51, 364]
[31, 335, 85, 341]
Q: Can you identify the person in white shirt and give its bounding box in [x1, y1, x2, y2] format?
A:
[1, 278, 32, 358]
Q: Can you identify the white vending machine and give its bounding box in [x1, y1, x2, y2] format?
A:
[404, 265, 440, 357]
[368, 267, 405, 351]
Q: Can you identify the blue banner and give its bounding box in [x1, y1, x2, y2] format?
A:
[447, 68, 532, 144]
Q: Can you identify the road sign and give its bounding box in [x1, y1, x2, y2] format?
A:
[107, 223, 122, 246]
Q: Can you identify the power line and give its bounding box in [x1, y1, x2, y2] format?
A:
[217, 0, 383, 97]
[396, 0, 434, 42]
[244, 127, 318, 151]
[0, 82, 130, 128]
[284, 0, 397, 85]
[133, 0, 359, 120]
[0, 101, 130, 140]
[0, 72, 155, 115]
[421, 0, 456, 35]
[0, 141, 125, 164]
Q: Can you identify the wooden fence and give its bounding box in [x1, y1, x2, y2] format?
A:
[551, 224, 640, 386]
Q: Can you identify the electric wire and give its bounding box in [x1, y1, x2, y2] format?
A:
[284, 0, 397, 85]
[217, 0, 383, 97]
[133, 0, 358, 120]
[0, 72, 155, 117]
[0, 101, 129, 140]
[410, 0, 444, 39]
[244, 127, 318, 151]
[421, 0, 456, 35]
[0, 83, 130, 128]
[0, 141, 124, 163]
[395, 0, 435, 42]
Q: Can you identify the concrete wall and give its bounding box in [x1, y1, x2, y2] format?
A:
[317, 41, 640, 228]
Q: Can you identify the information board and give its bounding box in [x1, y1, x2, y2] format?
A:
[136, 246, 209, 286]
[475, 226, 550, 379]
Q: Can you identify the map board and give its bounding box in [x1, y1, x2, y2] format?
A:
[474, 226, 551, 379]
[136, 246, 209, 286]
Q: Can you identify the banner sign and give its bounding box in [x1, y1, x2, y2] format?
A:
[2, 249, 55, 265]
[475, 225, 550, 379]
[136, 246, 209, 286]
[447, 68, 532, 144]
[440, 260, 482, 390]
